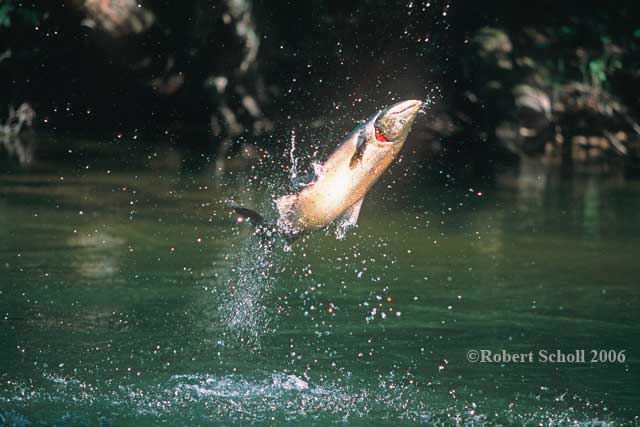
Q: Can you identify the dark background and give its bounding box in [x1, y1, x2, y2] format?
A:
[2, 0, 640, 181]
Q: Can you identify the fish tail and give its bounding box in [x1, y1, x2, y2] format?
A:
[231, 205, 265, 227]
[229, 204, 281, 243]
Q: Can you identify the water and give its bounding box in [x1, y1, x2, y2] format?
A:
[1, 135, 639, 426]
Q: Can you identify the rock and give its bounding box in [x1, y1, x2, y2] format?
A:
[472, 27, 513, 70]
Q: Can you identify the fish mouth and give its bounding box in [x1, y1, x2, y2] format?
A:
[374, 100, 422, 143]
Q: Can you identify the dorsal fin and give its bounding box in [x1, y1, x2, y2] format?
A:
[349, 130, 368, 169]
[290, 172, 316, 190]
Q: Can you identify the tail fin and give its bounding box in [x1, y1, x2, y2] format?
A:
[230, 205, 265, 227]
[228, 203, 280, 243]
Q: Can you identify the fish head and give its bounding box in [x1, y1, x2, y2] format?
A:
[372, 99, 422, 146]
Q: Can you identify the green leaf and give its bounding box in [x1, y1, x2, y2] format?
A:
[17, 8, 40, 26]
[589, 60, 607, 84]
[0, 2, 14, 28]
[560, 25, 573, 35]
[0, 15, 10, 28]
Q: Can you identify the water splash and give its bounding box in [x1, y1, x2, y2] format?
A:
[217, 235, 278, 342]
[419, 94, 436, 115]
[288, 129, 299, 181]
[0, 372, 627, 426]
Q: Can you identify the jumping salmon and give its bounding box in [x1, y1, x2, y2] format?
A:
[234, 99, 422, 240]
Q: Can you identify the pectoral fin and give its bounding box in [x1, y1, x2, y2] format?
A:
[349, 130, 368, 169]
[335, 197, 365, 239]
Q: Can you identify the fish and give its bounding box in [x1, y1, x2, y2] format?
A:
[233, 99, 423, 241]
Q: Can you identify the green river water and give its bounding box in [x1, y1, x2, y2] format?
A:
[0, 136, 639, 425]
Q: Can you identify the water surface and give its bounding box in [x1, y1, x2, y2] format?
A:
[1, 136, 639, 425]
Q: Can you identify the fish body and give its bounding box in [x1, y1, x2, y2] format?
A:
[233, 99, 422, 241]
[276, 99, 422, 239]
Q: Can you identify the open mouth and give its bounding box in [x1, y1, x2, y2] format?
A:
[374, 125, 389, 142]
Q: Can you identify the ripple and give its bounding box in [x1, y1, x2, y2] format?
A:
[0, 372, 632, 426]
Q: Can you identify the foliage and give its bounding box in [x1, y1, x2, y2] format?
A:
[0, 1, 14, 27]
[0, 0, 41, 29]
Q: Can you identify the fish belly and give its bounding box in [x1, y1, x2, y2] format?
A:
[295, 167, 363, 229]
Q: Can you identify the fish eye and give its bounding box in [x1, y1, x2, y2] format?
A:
[399, 119, 407, 125]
